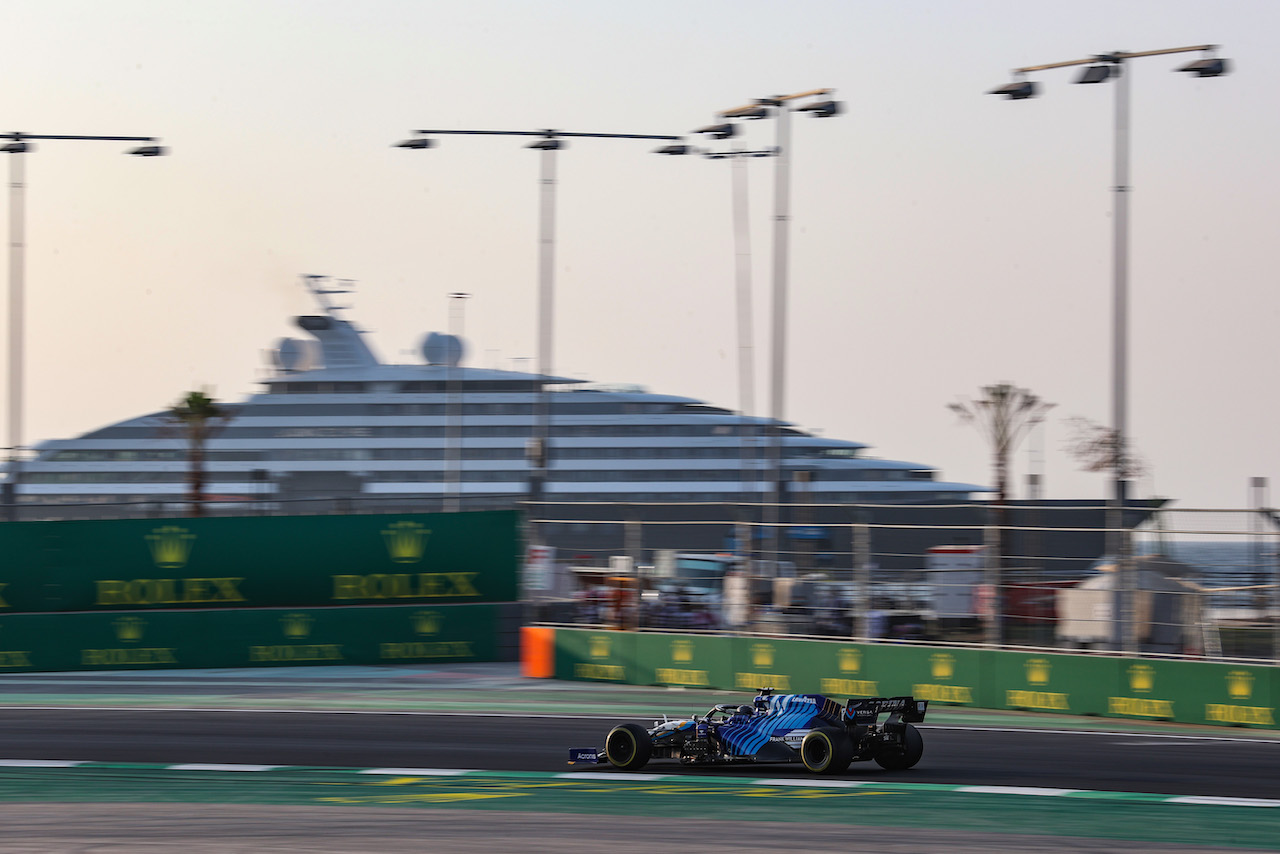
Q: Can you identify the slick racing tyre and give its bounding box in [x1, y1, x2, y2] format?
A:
[874, 723, 924, 771]
[604, 723, 653, 771]
[800, 727, 854, 775]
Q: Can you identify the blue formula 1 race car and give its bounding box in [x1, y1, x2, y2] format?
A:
[569, 688, 928, 775]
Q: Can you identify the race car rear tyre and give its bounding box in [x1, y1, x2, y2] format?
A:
[800, 727, 854, 775]
[604, 723, 652, 771]
[874, 723, 924, 771]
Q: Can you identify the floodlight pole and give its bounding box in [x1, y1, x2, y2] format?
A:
[993, 45, 1226, 652]
[729, 152, 760, 516]
[534, 139, 556, 510]
[399, 128, 679, 515]
[446, 291, 470, 513]
[2, 132, 164, 521]
[1111, 62, 1135, 656]
[653, 141, 777, 569]
[716, 89, 837, 574]
[706, 147, 776, 553]
[5, 145, 25, 517]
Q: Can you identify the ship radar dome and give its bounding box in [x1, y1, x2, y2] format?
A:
[273, 337, 312, 373]
[422, 332, 464, 367]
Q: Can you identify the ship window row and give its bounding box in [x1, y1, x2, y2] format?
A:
[270, 448, 525, 461]
[247, 402, 696, 417]
[23, 467, 933, 486]
[26, 472, 231, 484]
[16, 489, 961, 506]
[250, 403, 539, 416]
[46, 450, 266, 462]
[33, 453, 931, 478]
[537, 491, 955, 502]
[359, 470, 926, 483]
[39, 447, 871, 465]
[555, 447, 744, 459]
[88, 425, 764, 440]
[273, 381, 540, 394]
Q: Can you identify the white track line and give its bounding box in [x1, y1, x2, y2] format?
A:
[359, 768, 478, 776]
[166, 764, 283, 772]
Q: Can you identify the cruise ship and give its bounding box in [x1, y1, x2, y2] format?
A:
[10, 275, 988, 512]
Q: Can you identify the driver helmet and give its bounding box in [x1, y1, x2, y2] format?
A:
[736, 705, 754, 716]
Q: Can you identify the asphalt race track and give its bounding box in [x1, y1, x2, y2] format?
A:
[0, 664, 1275, 852]
[0, 707, 1275, 798]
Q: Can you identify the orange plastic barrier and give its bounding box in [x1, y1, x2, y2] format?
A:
[521, 626, 555, 678]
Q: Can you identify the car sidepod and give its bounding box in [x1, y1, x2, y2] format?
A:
[716, 694, 845, 760]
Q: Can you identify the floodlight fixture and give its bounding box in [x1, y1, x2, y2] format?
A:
[653, 143, 694, 155]
[702, 148, 777, 160]
[1177, 56, 1230, 77]
[395, 137, 435, 150]
[1075, 64, 1115, 85]
[0, 142, 29, 154]
[795, 99, 842, 117]
[128, 145, 166, 157]
[695, 123, 737, 140]
[735, 106, 772, 120]
[526, 138, 563, 150]
[988, 80, 1038, 100]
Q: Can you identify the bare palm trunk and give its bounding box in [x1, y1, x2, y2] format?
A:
[189, 438, 206, 517]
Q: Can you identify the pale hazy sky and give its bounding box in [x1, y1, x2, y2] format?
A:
[3, 0, 1277, 509]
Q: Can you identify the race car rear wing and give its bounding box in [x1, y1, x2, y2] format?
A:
[843, 696, 928, 725]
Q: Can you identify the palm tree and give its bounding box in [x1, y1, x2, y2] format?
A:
[949, 383, 1055, 515]
[168, 389, 226, 517]
[949, 383, 1054, 644]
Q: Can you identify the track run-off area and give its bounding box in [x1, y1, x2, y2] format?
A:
[0, 663, 1276, 852]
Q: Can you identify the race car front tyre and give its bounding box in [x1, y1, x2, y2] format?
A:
[874, 723, 924, 770]
[800, 727, 854, 775]
[604, 723, 652, 771]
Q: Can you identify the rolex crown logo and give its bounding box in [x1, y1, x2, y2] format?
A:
[382, 521, 429, 565]
[281, 613, 313, 639]
[146, 526, 195, 569]
[1128, 664, 1155, 693]
[114, 616, 146, 643]
[930, 653, 955, 680]
[413, 611, 441, 636]
[1227, 670, 1254, 700]
[588, 635, 611, 659]
[1025, 658, 1051, 686]
[751, 643, 774, 669]
[837, 648, 861, 674]
[671, 640, 694, 663]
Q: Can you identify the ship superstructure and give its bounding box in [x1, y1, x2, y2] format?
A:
[13, 276, 985, 508]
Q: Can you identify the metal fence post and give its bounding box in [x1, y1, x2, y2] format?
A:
[983, 511, 1002, 646]
[854, 518, 870, 639]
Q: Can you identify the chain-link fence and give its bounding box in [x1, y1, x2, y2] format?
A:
[5, 495, 1276, 662]
[524, 501, 1280, 663]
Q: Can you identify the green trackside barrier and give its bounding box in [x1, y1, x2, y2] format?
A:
[555, 629, 639, 684]
[988, 648, 1116, 716]
[546, 629, 1279, 729]
[839, 644, 987, 705]
[1100, 658, 1276, 727]
[638, 633, 734, 689]
[0, 602, 518, 672]
[0, 510, 520, 613]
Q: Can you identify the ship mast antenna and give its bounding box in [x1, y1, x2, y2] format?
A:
[302, 274, 357, 320]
